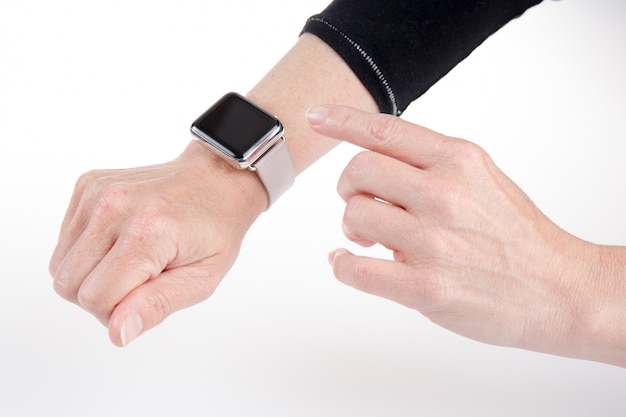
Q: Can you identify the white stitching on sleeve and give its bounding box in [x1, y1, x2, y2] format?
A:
[310, 17, 399, 116]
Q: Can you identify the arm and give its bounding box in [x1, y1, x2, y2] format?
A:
[49, 0, 545, 347]
[49, 34, 377, 347]
[308, 104, 626, 368]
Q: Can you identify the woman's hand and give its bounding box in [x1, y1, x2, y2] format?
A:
[307, 104, 626, 366]
[49, 140, 267, 346]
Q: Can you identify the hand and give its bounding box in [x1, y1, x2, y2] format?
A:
[49, 140, 267, 346]
[307, 104, 618, 363]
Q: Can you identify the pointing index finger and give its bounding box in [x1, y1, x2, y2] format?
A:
[306, 104, 450, 168]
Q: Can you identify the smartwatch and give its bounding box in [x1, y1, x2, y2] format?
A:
[190, 92, 295, 208]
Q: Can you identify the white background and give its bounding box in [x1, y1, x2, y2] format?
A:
[1, 0, 626, 416]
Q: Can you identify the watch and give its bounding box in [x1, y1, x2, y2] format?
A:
[190, 92, 295, 208]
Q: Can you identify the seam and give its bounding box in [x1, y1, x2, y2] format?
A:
[310, 17, 399, 116]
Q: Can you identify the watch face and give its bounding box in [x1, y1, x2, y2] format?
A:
[191, 93, 280, 161]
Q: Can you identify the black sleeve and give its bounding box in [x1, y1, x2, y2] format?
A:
[302, 0, 544, 115]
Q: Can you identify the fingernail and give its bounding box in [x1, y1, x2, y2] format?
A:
[328, 248, 348, 266]
[120, 313, 143, 347]
[306, 105, 329, 125]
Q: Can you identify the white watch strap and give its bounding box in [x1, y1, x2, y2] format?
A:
[252, 136, 295, 208]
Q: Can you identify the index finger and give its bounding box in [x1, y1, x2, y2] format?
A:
[306, 104, 451, 168]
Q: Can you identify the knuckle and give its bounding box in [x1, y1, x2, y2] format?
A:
[463, 140, 488, 161]
[77, 286, 107, 316]
[53, 276, 76, 302]
[74, 170, 110, 202]
[342, 197, 367, 235]
[91, 183, 130, 220]
[342, 197, 377, 247]
[125, 206, 169, 245]
[449, 138, 490, 167]
[142, 288, 174, 324]
[343, 151, 373, 181]
[344, 260, 375, 292]
[116, 208, 173, 272]
[366, 114, 401, 145]
[338, 151, 380, 201]
[48, 255, 61, 278]
[74, 170, 102, 192]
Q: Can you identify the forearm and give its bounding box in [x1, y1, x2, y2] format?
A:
[247, 33, 378, 174]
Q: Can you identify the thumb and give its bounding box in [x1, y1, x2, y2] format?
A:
[108, 264, 223, 347]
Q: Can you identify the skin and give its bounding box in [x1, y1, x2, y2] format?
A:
[307, 104, 626, 368]
[49, 32, 626, 367]
[48, 33, 378, 347]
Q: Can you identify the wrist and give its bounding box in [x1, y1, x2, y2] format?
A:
[190, 92, 295, 209]
[182, 140, 268, 219]
[543, 235, 626, 367]
[520, 230, 623, 366]
[578, 244, 626, 367]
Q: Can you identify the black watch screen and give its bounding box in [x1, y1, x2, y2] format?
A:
[191, 93, 279, 159]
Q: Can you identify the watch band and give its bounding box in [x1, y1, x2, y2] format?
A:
[252, 135, 295, 208]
